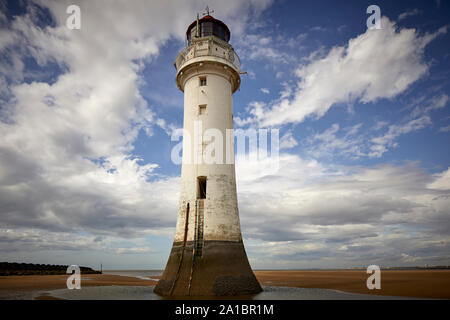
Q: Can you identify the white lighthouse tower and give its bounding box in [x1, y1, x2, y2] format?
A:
[154, 11, 262, 296]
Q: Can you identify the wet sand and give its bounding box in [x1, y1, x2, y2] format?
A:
[254, 270, 450, 299]
[0, 274, 156, 299]
[1, 270, 449, 299]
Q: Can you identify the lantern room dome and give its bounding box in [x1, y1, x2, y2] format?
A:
[186, 15, 231, 45]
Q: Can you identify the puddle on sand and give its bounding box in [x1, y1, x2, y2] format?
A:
[42, 285, 416, 300]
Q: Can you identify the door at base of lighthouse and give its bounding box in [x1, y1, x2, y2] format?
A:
[196, 199, 204, 257]
[195, 176, 206, 257]
[197, 176, 207, 199]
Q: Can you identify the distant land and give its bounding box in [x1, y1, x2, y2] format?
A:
[0, 262, 102, 276]
[255, 266, 450, 271]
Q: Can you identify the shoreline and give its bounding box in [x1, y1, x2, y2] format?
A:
[0, 270, 449, 300]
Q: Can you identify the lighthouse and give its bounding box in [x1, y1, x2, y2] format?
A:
[154, 12, 262, 296]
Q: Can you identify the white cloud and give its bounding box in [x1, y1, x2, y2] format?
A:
[0, 228, 107, 252]
[235, 30, 306, 64]
[369, 116, 431, 157]
[260, 88, 270, 94]
[237, 156, 450, 267]
[280, 130, 298, 149]
[242, 17, 447, 127]
[411, 93, 449, 117]
[115, 247, 153, 254]
[440, 125, 450, 132]
[398, 9, 421, 21]
[303, 116, 432, 160]
[238, 33, 292, 62]
[426, 93, 448, 111]
[428, 167, 450, 190]
[373, 121, 389, 131]
[310, 26, 327, 32]
[400, 253, 420, 263]
[304, 123, 364, 159]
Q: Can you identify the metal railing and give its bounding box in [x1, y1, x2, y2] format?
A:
[175, 41, 241, 71]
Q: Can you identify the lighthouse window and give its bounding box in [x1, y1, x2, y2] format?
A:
[199, 104, 207, 115]
[213, 24, 226, 41]
[197, 176, 207, 199]
[199, 77, 207, 86]
[201, 22, 213, 37]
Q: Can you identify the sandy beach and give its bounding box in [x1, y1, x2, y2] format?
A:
[0, 270, 449, 299]
[0, 274, 156, 299]
[254, 270, 450, 299]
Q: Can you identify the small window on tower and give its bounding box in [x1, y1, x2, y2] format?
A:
[199, 77, 207, 86]
[199, 104, 207, 115]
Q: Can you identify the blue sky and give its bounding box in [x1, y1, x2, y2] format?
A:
[0, 0, 449, 270]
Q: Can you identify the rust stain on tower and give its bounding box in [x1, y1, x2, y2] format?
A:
[154, 12, 262, 296]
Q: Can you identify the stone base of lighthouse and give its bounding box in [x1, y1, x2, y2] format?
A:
[154, 240, 262, 296]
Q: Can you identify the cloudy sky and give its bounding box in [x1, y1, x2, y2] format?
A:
[0, 0, 449, 270]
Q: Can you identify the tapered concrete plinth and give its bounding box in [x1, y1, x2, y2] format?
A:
[154, 240, 262, 296]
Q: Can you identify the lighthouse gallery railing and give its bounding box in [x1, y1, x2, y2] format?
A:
[175, 38, 241, 72]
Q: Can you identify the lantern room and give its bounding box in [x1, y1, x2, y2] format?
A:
[186, 15, 231, 45]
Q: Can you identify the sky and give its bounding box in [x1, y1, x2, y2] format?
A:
[0, 0, 449, 270]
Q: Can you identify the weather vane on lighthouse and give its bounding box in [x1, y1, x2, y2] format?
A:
[154, 11, 261, 296]
[203, 6, 214, 16]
